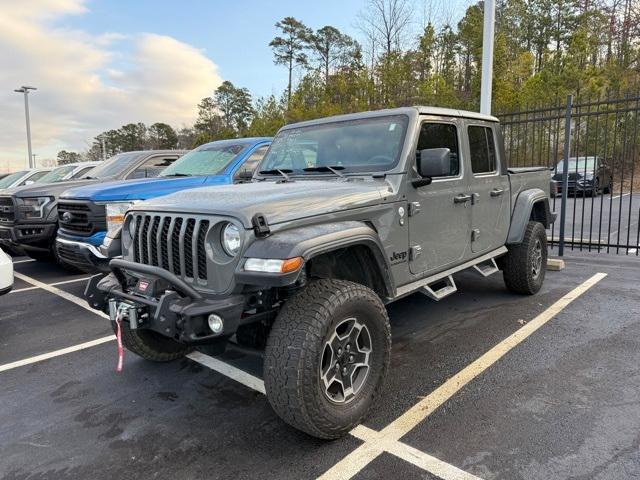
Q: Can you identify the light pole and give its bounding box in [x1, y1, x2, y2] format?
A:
[14, 86, 37, 169]
[480, 0, 495, 115]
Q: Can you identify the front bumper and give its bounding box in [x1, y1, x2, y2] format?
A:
[56, 238, 110, 273]
[0, 223, 57, 252]
[85, 259, 249, 344]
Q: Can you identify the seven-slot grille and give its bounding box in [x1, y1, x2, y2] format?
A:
[0, 196, 15, 224]
[58, 201, 106, 236]
[131, 213, 210, 282]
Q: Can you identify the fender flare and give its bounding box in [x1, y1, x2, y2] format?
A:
[507, 188, 555, 244]
[238, 221, 393, 296]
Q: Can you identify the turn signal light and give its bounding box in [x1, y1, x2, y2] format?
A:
[244, 257, 304, 273]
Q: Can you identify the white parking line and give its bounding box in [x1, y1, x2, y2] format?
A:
[187, 351, 266, 394]
[10, 276, 92, 294]
[13, 272, 108, 319]
[611, 193, 631, 200]
[0, 335, 115, 373]
[317, 272, 607, 480]
[351, 425, 482, 480]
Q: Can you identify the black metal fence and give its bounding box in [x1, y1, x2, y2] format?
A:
[498, 93, 640, 255]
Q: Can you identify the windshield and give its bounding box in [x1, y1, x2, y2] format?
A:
[259, 115, 409, 174]
[36, 165, 76, 183]
[160, 143, 247, 177]
[557, 157, 597, 172]
[0, 171, 28, 189]
[85, 152, 147, 179]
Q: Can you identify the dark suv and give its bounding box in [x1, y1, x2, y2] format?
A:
[551, 156, 613, 196]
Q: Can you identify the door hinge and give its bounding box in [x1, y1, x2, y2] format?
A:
[409, 245, 422, 261]
[408, 201, 421, 216]
[471, 193, 480, 205]
[471, 228, 481, 242]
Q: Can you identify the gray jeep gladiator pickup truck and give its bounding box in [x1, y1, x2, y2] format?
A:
[86, 107, 554, 439]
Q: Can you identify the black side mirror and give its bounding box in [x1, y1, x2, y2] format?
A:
[413, 148, 451, 187]
[237, 168, 254, 182]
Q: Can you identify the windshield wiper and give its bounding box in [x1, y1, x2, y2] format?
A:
[303, 165, 345, 177]
[162, 173, 191, 177]
[258, 169, 293, 182]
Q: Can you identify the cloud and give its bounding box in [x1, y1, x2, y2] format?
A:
[0, 0, 222, 171]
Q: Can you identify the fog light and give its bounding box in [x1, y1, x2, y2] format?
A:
[207, 314, 224, 334]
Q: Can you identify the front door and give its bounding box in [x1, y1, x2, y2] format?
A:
[466, 123, 510, 253]
[408, 119, 472, 275]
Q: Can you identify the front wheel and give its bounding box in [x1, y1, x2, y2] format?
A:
[264, 279, 391, 439]
[110, 320, 190, 362]
[503, 221, 547, 295]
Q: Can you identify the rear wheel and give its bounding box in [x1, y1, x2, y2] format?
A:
[264, 279, 391, 439]
[111, 320, 190, 362]
[503, 221, 547, 295]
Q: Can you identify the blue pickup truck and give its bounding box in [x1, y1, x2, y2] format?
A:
[56, 137, 271, 272]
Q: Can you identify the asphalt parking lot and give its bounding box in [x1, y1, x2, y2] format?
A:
[1, 252, 639, 480]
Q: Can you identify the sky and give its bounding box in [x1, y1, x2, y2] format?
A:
[0, 0, 465, 172]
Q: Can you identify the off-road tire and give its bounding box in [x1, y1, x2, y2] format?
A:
[503, 221, 547, 295]
[110, 319, 190, 362]
[264, 279, 391, 439]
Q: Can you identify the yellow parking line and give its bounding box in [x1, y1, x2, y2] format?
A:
[318, 272, 607, 480]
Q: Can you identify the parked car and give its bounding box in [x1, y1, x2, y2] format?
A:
[0, 150, 185, 270]
[36, 162, 100, 184]
[0, 247, 13, 295]
[551, 156, 613, 196]
[56, 138, 271, 272]
[0, 168, 52, 191]
[87, 106, 555, 439]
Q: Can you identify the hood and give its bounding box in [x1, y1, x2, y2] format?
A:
[6, 179, 99, 198]
[60, 176, 221, 202]
[132, 179, 390, 228]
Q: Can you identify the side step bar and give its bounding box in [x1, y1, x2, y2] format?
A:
[473, 258, 500, 277]
[420, 275, 457, 301]
[393, 246, 507, 302]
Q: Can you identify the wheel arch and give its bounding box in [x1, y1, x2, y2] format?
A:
[241, 221, 393, 298]
[507, 189, 555, 245]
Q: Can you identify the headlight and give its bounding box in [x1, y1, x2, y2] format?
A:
[221, 222, 241, 256]
[21, 197, 52, 219]
[106, 202, 135, 237]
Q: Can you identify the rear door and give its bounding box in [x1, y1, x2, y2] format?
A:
[407, 118, 472, 275]
[466, 122, 510, 253]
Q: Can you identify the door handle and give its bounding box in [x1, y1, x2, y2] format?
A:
[490, 188, 504, 197]
[453, 193, 472, 204]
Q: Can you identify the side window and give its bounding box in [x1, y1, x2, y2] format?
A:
[21, 171, 47, 185]
[417, 122, 460, 177]
[234, 146, 269, 181]
[72, 166, 94, 179]
[468, 126, 497, 174]
[128, 156, 178, 179]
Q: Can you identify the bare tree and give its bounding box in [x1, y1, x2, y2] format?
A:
[357, 0, 414, 57]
